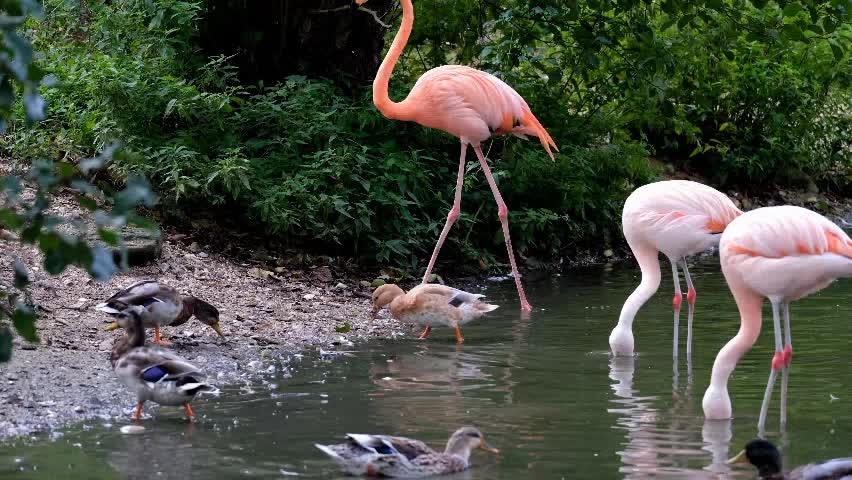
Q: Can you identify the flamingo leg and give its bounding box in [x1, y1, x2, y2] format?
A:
[670, 259, 682, 359]
[680, 258, 696, 359]
[780, 302, 792, 429]
[472, 145, 532, 312]
[423, 143, 467, 283]
[758, 298, 785, 434]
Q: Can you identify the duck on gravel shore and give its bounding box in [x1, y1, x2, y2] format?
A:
[98, 280, 223, 345]
[316, 426, 498, 477]
[371, 284, 498, 344]
[111, 307, 218, 421]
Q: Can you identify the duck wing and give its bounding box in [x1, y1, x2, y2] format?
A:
[378, 436, 437, 460]
[793, 458, 852, 480]
[97, 280, 163, 312]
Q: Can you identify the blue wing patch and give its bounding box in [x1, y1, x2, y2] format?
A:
[374, 444, 395, 455]
[140, 297, 162, 307]
[141, 366, 168, 382]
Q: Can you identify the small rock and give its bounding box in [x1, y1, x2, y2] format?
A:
[603, 249, 614, 258]
[807, 196, 818, 203]
[359, 281, 371, 288]
[198, 252, 209, 258]
[70, 298, 89, 310]
[98, 339, 113, 351]
[333, 283, 347, 290]
[371, 279, 386, 288]
[74, 406, 85, 413]
[120, 425, 146, 435]
[310, 266, 333, 283]
[303, 293, 316, 301]
[189, 242, 202, 253]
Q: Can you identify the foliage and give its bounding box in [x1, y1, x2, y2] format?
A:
[0, 1, 159, 361]
[2, 0, 851, 283]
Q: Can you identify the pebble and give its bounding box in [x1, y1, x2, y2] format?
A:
[120, 425, 146, 435]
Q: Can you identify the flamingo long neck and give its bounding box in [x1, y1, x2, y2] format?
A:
[708, 285, 763, 390]
[616, 244, 661, 331]
[372, 0, 414, 121]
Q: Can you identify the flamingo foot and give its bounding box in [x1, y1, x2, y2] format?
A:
[687, 287, 696, 305]
[153, 338, 173, 346]
[520, 300, 532, 312]
[783, 345, 793, 367]
[672, 294, 682, 311]
[418, 326, 432, 340]
[454, 326, 464, 344]
[184, 403, 194, 419]
[771, 351, 785, 371]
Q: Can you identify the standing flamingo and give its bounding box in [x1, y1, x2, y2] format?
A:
[702, 205, 852, 432]
[354, 0, 558, 312]
[609, 180, 742, 357]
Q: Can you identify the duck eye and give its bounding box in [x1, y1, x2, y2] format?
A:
[466, 432, 480, 438]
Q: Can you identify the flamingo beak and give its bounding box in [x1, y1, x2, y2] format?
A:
[727, 450, 748, 465]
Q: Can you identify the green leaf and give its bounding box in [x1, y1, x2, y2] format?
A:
[12, 303, 38, 343]
[781, 3, 802, 17]
[97, 228, 119, 246]
[781, 24, 806, 42]
[0, 327, 12, 362]
[335, 322, 352, 333]
[830, 41, 844, 61]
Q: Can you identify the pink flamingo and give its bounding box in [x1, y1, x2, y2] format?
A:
[355, 0, 558, 312]
[609, 180, 742, 357]
[702, 205, 852, 432]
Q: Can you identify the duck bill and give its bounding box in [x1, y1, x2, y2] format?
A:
[727, 450, 748, 465]
[480, 441, 499, 454]
[210, 321, 225, 338]
[104, 321, 121, 331]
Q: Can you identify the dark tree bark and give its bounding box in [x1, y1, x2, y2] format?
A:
[201, 0, 394, 88]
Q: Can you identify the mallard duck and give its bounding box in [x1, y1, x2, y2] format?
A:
[729, 439, 852, 479]
[97, 280, 223, 345]
[371, 284, 498, 344]
[315, 426, 498, 478]
[110, 307, 218, 421]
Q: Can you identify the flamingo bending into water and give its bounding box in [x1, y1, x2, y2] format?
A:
[702, 205, 852, 432]
[355, 0, 558, 312]
[609, 180, 742, 357]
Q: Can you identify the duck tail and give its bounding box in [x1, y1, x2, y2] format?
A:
[475, 302, 499, 313]
[95, 302, 122, 315]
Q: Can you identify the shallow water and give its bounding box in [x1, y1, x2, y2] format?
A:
[3, 257, 852, 479]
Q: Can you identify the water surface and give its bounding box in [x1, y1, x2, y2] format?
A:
[3, 257, 852, 479]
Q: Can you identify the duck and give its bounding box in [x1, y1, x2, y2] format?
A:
[110, 307, 218, 421]
[315, 426, 498, 478]
[97, 280, 223, 345]
[729, 439, 852, 479]
[371, 284, 498, 344]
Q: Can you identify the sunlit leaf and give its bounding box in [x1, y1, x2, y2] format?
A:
[12, 303, 38, 343]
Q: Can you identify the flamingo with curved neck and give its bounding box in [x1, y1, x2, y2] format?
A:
[609, 180, 741, 358]
[703, 205, 852, 433]
[355, 0, 558, 312]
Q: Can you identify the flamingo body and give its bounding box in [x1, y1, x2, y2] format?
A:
[703, 206, 852, 428]
[357, 0, 556, 311]
[610, 180, 741, 356]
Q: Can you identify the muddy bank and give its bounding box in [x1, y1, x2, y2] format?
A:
[0, 191, 416, 440]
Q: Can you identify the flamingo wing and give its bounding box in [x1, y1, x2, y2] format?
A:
[405, 65, 557, 158]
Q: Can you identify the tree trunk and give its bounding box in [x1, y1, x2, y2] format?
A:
[201, 0, 394, 88]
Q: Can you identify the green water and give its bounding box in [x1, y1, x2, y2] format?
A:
[3, 258, 852, 479]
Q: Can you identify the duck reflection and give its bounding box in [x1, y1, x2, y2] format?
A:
[106, 422, 198, 480]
